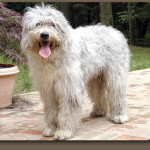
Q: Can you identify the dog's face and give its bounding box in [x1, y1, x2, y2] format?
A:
[21, 4, 71, 58]
[26, 21, 62, 58]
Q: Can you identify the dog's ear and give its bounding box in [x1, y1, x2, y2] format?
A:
[21, 35, 28, 53]
[21, 7, 30, 35]
[55, 23, 65, 35]
[22, 6, 38, 35]
[21, 30, 32, 53]
[55, 19, 71, 37]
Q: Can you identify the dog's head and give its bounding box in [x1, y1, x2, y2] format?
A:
[21, 4, 72, 58]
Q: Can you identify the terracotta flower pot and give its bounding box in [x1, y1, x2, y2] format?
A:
[0, 64, 19, 108]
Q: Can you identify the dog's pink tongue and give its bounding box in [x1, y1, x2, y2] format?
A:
[39, 44, 51, 58]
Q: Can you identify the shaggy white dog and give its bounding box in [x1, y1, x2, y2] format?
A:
[21, 4, 130, 140]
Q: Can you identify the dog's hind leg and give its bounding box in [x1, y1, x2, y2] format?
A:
[87, 75, 108, 117]
[105, 68, 129, 124]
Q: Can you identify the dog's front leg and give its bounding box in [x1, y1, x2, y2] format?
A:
[53, 78, 83, 140]
[54, 97, 81, 140]
[40, 93, 58, 137]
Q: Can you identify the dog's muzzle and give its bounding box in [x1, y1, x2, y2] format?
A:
[38, 32, 51, 58]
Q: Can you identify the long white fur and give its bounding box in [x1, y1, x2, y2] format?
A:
[21, 4, 131, 140]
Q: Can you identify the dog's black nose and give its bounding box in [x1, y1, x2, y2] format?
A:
[40, 32, 49, 40]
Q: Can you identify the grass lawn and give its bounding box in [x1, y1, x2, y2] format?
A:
[0, 45, 150, 94]
[129, 45, 150, 71]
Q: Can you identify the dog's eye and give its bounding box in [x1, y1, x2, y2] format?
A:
[51, 22, 55, 27]
[36, 23, 40, 26]
[48, 22, 55, 28]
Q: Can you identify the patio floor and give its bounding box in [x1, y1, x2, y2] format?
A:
[0, 68, 150, 141]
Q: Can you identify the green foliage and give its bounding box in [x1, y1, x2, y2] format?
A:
[90, 4, 100, 24]
[145, 32, 150, 40]
[70, 3, 100, 28]
[117, 11, 129, 24]
[114, 2, 150, 41]
[116, 3, 135, 24]
[135, 3, 150, 20]
[72, 3, 89, 27]
[54, 2, 61, 9]
[117, 3, 150, 24]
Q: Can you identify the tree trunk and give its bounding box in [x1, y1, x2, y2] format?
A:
[87, 8, 91, 25]
[128, 3, 135, 45]
[136, 19, 150, 39]
[100, 2, 113, 27]
[141, 19, 150, 38]
[60, 2, 70, 21]
[136, 19, 142, 39]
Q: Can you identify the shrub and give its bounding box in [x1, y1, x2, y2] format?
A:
[0, 2, 27, 65]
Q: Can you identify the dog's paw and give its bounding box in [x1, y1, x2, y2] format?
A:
[53, 130, 73, 140]
[43, 127, 55, 137]
[90, 110, 105, 117]
[108, 114, 129, 124]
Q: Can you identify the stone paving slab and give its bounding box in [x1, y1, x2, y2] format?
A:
[0, 69, 150, 141]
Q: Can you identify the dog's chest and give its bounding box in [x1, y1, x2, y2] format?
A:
[30, 60, 64, 92]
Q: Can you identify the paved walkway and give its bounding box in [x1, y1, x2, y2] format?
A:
[0, 69, 150, 141]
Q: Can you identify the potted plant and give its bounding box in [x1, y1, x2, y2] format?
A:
[0, 64, 19, 108]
